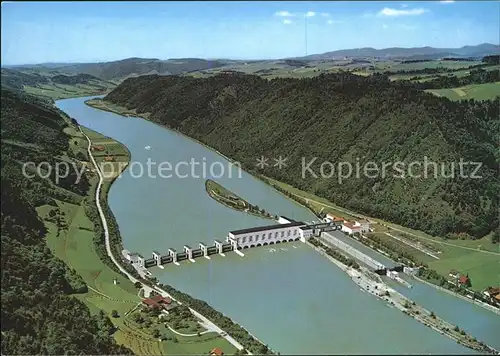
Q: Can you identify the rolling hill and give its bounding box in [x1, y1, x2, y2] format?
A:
[102, 73, 499, 241]
[5, 57, 228, 81]
[1, 68, 116, 100]
[297, 43, 500, 60]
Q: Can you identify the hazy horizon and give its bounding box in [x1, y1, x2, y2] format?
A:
[2, 1, 499, 65]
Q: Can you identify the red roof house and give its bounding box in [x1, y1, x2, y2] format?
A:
[210, 348, 224, 356]
[458, 275, 470, 285]
[142, 295, 172, 309]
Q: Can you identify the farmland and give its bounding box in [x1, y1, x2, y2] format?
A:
[427, 82, 500, 101]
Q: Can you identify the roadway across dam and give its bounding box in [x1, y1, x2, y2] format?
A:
[130, 218, 394, 273]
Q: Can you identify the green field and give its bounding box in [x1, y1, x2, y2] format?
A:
[39, 125, 237, 355]
[263, 176, 499, 291]
[427, 82, 500, 101]
[23, 79, 115, 99]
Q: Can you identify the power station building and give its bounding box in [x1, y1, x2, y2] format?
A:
[226, 221, 310, 249]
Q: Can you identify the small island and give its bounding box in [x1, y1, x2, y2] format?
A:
[205, 179, 276, 221]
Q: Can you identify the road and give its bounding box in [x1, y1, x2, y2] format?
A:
[82, 127, 247, 353]
[294, 191, 499, 256]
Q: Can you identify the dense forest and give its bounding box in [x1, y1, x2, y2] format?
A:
[105, 72, 499, 240]
[1, 89, 132, 355]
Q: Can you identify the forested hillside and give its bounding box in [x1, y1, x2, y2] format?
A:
[105, 73, 499, 240]
[1, 89, 132, 355]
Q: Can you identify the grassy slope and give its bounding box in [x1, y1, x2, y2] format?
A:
[24, 79, 116, 100]
[40, 122, 236, 355]
[264, 176, 499, 291]
[427, 82, 500, 101]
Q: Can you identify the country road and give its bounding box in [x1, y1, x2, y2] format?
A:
[297, 193, 499, 256]
[81, 127, 248, 353]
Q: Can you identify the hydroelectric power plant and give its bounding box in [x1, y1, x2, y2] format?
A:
[125, 217, 347, 268]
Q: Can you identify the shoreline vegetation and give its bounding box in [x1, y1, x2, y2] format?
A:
[259, 176, 500, 314]
[84, 97, 499, 312]
[78, 103, 274, 354]
[85, 98, 237, 165]
[205, 179, 277, 221]
[307, 238, 498, 354]
[83, 96, 499, 352]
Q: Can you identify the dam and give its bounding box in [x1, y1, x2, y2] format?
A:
[128, 218, 346, 268]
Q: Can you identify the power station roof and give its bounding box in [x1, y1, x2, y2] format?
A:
[230, 221, 305, 235]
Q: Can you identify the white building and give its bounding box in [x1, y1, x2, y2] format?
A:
[353, 220, 371, 233]
[227, 221, 309, 249]
[122, 249, 139, 263]
[341, 222, 361, 235]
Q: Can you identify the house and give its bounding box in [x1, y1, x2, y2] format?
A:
[483, 287, 500, 304]
[104, 156, 114, 162]
[142, 295, 175, 310]
[483, 287, 500, 298]
[325, 213, 345, 223]
[448, 269, 460, 279]
[354, 219, 371, 233]
[458, 275, 470, 287]
[210, 348, 224, 356]
[91, 145, 105, 151]
[342, 222, 361, 235]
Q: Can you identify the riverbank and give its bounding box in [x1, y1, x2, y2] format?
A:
[308, 237, 499, 354]
[83, 96, 498, 353]
[79, 118, 276, 355]
[84, 98, 238, 165]
[412, 274, 500, 315]
[260, 176, 500, 314]
[205, 179, 276, 221]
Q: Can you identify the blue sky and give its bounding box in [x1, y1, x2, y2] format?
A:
[1, 1, 499, 65]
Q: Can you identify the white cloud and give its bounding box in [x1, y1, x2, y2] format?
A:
[378, 7, 428, 16]
[382, 24, 389, 29]
[439, 0, 455, 3]
[306, 11, 316, 17]
[401, 4, 408, 8]
[327, 19, 345, 25]
[320, 12, 330, 17]
[282, 19, 293, 25]
[275, 11, 295, 17]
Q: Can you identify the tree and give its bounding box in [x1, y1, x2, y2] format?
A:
[111, 310, 119, 318]
[492, 228, 499, 244]
[134, 281, 142, 289]
[430, 311, 436, 319]
[152, 329, 160, 338]
[133, 313, 144, 324]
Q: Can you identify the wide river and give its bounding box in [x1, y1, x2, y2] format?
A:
[57, 97, 498, 354]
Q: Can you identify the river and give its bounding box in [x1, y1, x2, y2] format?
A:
[56, 96, 498, 354]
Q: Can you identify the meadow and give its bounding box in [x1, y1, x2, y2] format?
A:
[427, 82, 500, 101]
[39, 125, 237, 355]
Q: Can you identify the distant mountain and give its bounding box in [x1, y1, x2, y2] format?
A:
[8, 57, 228, 81]
[297, 43, 500, 60]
